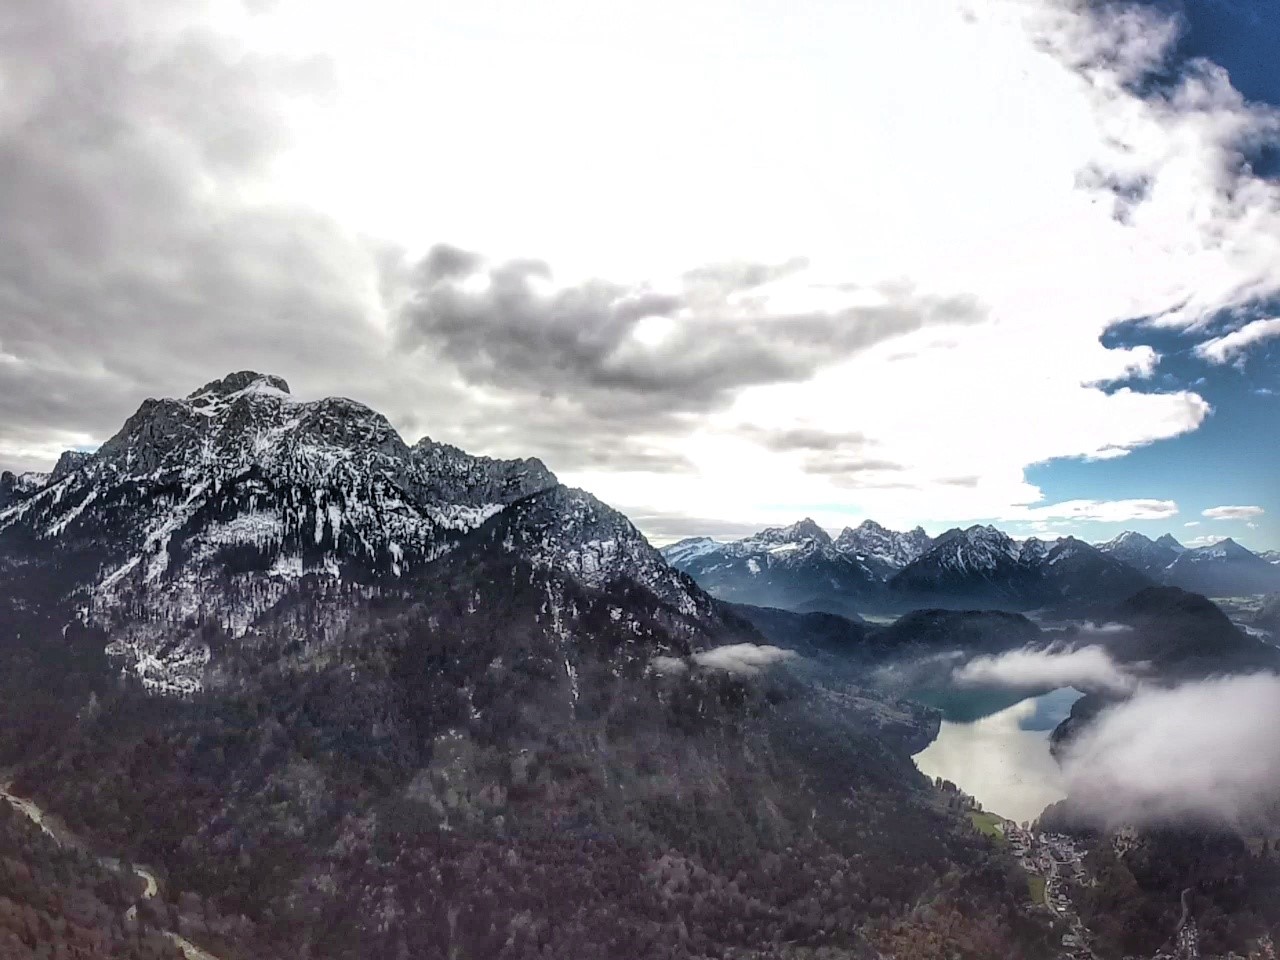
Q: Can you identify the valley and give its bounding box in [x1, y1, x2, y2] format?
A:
[0, 372, 1275, 959]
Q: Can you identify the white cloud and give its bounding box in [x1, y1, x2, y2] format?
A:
[1194, 317, 1280, 364]
[954, 644, 1138, 695]
[1002, 499, 1179, 524]
[1183, 535, 1230, 549]
[649, 656, 689, 676]
[693, 643, 798, 677]
[650, 643, 800, 678]
[5, 0, 1279, 534]
[1184, 521, 1200, 527]
[1061, 673, 1280, 828]
[1202, 505, 1265, 520]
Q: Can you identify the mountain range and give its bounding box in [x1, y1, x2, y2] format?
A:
[664, 520, 1280, 617]
[0, 371, 719, 694]
[0, 372, 1073, 959]
[659, 518, 928, 617]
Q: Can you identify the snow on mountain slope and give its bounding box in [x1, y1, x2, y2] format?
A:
[904, 524, 1020, 576]
[660, 536, 724, 567]
[660, 518, 890, 617]
[1038, 537, 1152, 604]
[1163, 538, 1280, 596]
[0, 372, 633, 691]
[484, 485, 715, 622]
[1096, 530, 1180, 576]
[832, 520, 932, 575]
[884, 526, 1029, 609]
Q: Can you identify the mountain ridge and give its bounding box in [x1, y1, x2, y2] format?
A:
[665, 516, 1279, 616]
[0, 372, 720, 694]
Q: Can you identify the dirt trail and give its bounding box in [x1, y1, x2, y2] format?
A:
[2, 780, 224, 960]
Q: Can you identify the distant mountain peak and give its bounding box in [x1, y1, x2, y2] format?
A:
[832, 519, 933, 572]
[1192, 537, 1254, 559]
[1155, 533, 1186, 553]
[1162, 536, 1280, 595]
[189, 370, 291, 399]
[760, 518, 831, 544]
[1105, 530, 1153, 547]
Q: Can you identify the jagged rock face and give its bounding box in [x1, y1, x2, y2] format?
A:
[889, 524, 1036, 607]
[0, 372, 722, 693]
[660, 518, 884, 617]
[1038, 537, 1152, 603]
[477, 485, 717, 625]
[889, 528, 1148, 611]
[1094, 531, 1279, 596]
[1096, 530, 1179, 576]
[0, 470, 48, 510]
[669, 519, 1163, 616]
[832, 520, 933, 576]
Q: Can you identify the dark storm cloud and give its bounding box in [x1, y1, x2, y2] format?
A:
[397, 244, 986, 423]
[0, 0, 412, 471]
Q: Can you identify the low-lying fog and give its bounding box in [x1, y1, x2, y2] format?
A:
[909, 641, 1280, 829]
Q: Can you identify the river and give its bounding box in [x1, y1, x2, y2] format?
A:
[912, 686, 1083, 824]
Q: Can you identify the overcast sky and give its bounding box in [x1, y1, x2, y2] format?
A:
[1, 0, 1277, 547]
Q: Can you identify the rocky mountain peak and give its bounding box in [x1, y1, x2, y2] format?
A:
[0, 372, 607, 693]
[760, 517, 831, 545]
[1155, 533, 1186, 553]
[1191, 537, 1253, 559]
[833, 519, 933, 571]
[188, 370, 291, 399]
[50, 449, 93, 480]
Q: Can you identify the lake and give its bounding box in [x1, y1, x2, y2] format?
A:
[912, 686, 1083, 824]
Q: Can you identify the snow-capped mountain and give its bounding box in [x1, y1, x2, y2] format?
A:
[0, 372, 720, 692]
[1096, 530, 1180, 576]
[888, 526, 1151, 610]
[888, 524, 1036, 606]
[832, 520, 932, 578]
[1037, 536, 1153, 606]
[660, 518, 886, 617]
[1162, 538, 1280, 597]
[668, 519, 1162, 615]
[1093, 531, 1280, 596]
[1259, 550, 1280, 565]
